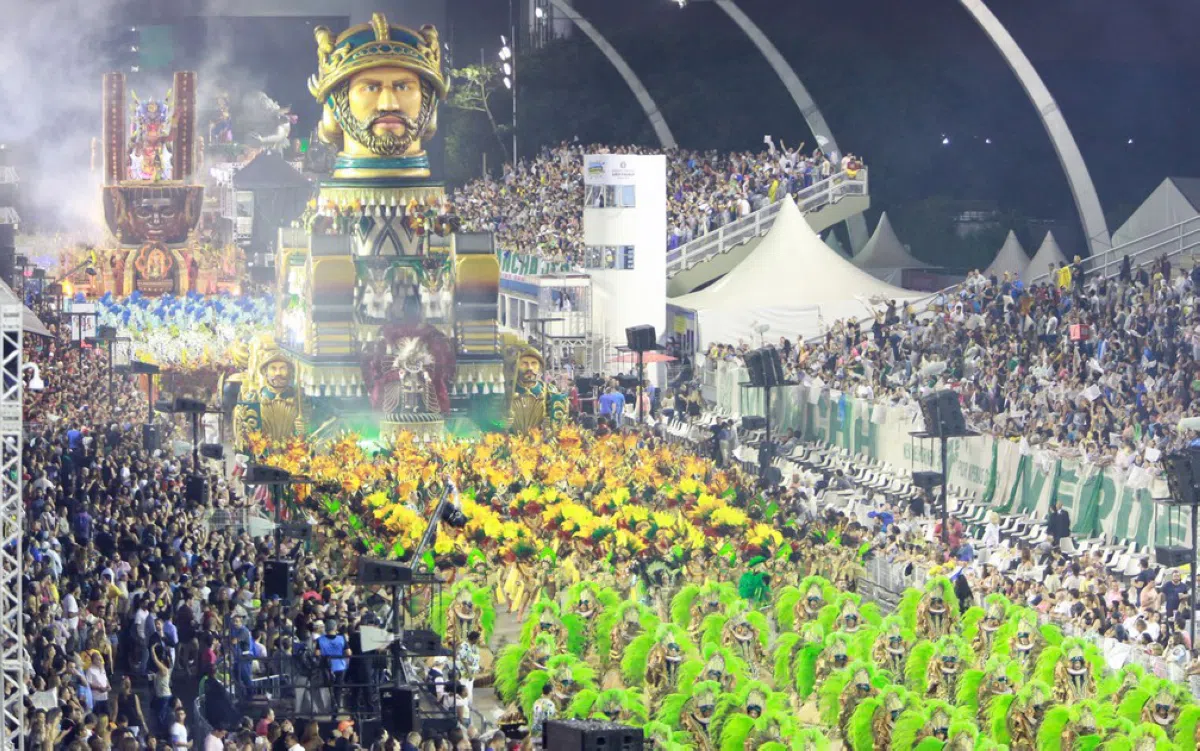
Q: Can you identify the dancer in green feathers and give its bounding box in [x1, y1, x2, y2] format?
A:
[676, 643, 749, 695]
[792, 728, 833, 751]
[671, 581, 736, 641]
[708, 680, 788, 749]
[1099, 723, 1176, 751]
[818, 661, 891, 743]
[595, 599, 659, 679]
[621, 623, 698, 713]
[560, 580, 619, 658]
[1116, 676, 1191, 741]
[493, 631, 558, 706]
[961, 593, 1012, 661]
[906, 635, 974, 701]
[957, 656, 1023, 727]
[698, 602, 770, 676]
[517, 653, 597, 720]
[519, 596, 567, 648]
[1037, 700, 1112, 751]
[772, 622, 825, 688]
[941, 713, 984, 751]
[794, 631, 859, 701]
[989, 679, 1053, 750]
[863, 615, 914, 677]
[433, 580, 496, 647]
[642, 720, 692, 751]
[1174, 703, 1200, 751]
[565, 687, 648, 725]
[817, 592, 881, 636]
[847, 684, 915, 751]
[774, 576, 837, 633]
[655, 679, 723, 751]
[898, 577, 960, 640]
[994, 609, 1059, 679]
[719, 707, 803, 751]
[890, 699, 957, 751]
[1098, 664, 1146, 704]
[1035, 637, 1103, 705]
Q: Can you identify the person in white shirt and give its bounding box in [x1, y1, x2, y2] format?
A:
[203, 727, 227, 751]
[169, 707, 191, 749]
[981, 512, 1001, 549]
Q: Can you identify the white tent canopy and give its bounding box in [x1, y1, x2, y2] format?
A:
[670, 195, 925, 346]
[1109, 177, 1200, 262]
[852, 211, 930, 284]
[984, 230, 1029, 280]
[1024, 231, 1069, 284]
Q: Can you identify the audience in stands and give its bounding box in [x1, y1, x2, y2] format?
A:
[449, 140, 862, 263]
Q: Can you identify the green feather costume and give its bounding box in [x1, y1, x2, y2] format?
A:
[708, 679, 788, 748]
[560, 581, 620, 657]
[620, 623, 698, 691]
[670, 581, 736, 632]
[493, 632, 558, 705]
[775, 575, 838, 633]
[594, 600, 659, 669]
[517, 653, 597, 720]
[655, 679, 723, 746]
[848, 684, 914, 751]
[565, 687, 648, 725]
[519, 597, 563, 648]
[1100, 723, 1175, 751]
[431, 579, 496, 643]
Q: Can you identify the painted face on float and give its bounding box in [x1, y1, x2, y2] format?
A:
[336, 67, 428, 157]
[517, 353, 542, 389]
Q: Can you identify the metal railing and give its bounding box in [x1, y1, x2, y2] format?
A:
[665, 168, 869, 278]
[1028, 214, 1200, 286]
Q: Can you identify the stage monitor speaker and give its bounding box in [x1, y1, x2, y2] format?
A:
[742, 349, 765, 387]
[402, 629, 449, 656]
[378, 687, 420, 737]
[172, 396, 208, 414]
[544, 720, 644, 751]
[185, 474, 208, 505]
[263, 559, 293, 602]
[357, 557, 415, 586]
[624, 325, 657, 353]
[1156, 546, 1191, 568]
[142, 423, 161, 453]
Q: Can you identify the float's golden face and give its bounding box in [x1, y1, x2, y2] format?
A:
[517, 353, 542, 389]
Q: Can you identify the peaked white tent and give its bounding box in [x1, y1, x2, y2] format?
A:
[984, 230, 1029, 279]
[669, 195, 925, 346]
[824, 230, 848, 257]
[1110, 177, 1200, 260]
[1024, 231, 1069, 284]
[852, 211, 930, 284]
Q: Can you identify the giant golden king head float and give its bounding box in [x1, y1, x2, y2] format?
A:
[309, 14, 447, 181]
[231, 12, 510, 451]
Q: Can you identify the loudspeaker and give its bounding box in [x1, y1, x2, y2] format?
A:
[0, 244, 13, 289]
[624, 325, 657, 352]
[544, 720, 644, 751]
[1156, 546, 1191, 568]
[911, 471, 943, 490]
[741, 416, 767, 432]
[1164, 451, 1200, 506]
[185, 474, 208, 504]
[249, 264, 274, 284]
[357, 557, 415, 586]
[920, 390, 967, 438]
[402, 629, 449, 656]
[378, 687, 420, 736]
[760, 346, 785, 387]
[172, 396, 207, 413]
[142, 423, 161, 452]
[263, 559, 293, 602]
[244, 464, 292, 485]
[742, 349, 765, 387]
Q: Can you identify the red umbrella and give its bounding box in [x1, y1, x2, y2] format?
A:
[609, 351, 677, 365]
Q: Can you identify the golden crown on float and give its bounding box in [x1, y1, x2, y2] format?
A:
[307, 13, 448, 103]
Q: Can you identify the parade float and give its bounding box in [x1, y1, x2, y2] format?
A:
[231, 12, 549, 448]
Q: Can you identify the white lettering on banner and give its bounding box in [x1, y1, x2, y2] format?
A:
[708, 360, 1185, 548]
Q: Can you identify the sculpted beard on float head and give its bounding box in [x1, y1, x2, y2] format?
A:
[330, 67, 433, 157]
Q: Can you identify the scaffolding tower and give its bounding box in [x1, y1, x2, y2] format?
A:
[0, 301, 22, 751]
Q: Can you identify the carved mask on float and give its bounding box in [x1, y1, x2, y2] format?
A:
[104, 185, 203, 245]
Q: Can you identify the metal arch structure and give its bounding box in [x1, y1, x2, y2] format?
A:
[544, 0, 678, 149]
[709, 0, 869, 251]
[959, 0, 1111, 254]
[0, 301, 21, 751]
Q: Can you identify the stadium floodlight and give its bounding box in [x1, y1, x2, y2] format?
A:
[503, 76, 512, 90]
[500, 34, 507, 45]
[499, 46, 511, 61]
[502, 62, 511, 76]
[535, 6, 544, 18]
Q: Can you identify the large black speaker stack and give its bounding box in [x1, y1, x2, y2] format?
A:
[544, 720, 644, 751]
[624, 325, 657, 352]
[741, 346, 785, 388]
[263, 559, 293, 602]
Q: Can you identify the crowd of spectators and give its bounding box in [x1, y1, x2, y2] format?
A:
[705, 252, 1200, 473]
[449, 139, 862, 264]
[18, 328, 487, 750]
